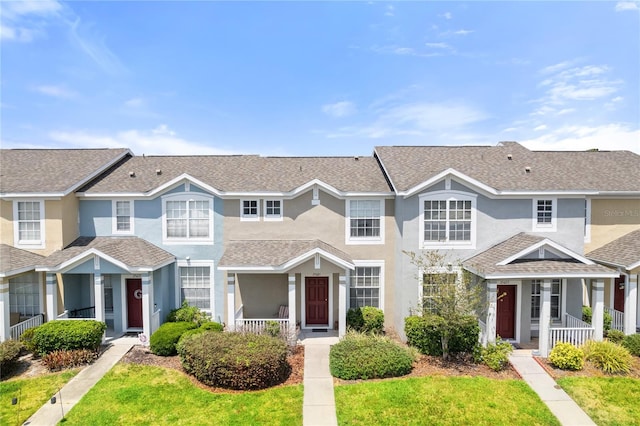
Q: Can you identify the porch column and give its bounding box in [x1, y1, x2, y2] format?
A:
[0, 278, 10, 341]
[93, 257, 105, 323]
[338, 272, 348, 337]
[288, 274, 296, 335]
[486, 281, 497, 345]
[141, 273, 153, 341]
[592, 279, 605, 341]
[539, 279, 552, 357]
[624, 274, 638, 335]
[46, 273, 58, 321]
[227, 275, 235, 331]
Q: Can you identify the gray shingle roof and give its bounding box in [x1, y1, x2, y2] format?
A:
[80, 155, 392, 194]
[40, 237, 175, 271]
[464, 233, 615, 278]
[219, 240, 354, 269]
[0, 149, 130, 194]
[587, 229, 640, 270]
[375, 142, 640, 192]
[0, 244, 44, 276]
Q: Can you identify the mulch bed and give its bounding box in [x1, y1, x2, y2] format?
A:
[535, 355, 640, 379]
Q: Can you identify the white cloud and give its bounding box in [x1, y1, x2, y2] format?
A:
[615, 2, 639, 11]
[425, 42, 452, 49]
[540, 61, 573, 75]
[68, 18, 126, 75]
[439, 12, 452, 20]
[32, 85, 77, 98]
[533, 124, 547, 131]
[385, 4, 395, 17]
[439, 29, 474, 37]
[124, 97, 145, 108]
[1, 0, 62, 42]
[521, 124, 640, 153]
[322, 101, 357, 118]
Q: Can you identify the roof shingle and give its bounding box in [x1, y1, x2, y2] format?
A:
[0, 244, 45, 276]
[586, 229, 640, 270]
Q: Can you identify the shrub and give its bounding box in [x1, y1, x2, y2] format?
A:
[19, 326, 39, 353]
[0, 339, 24, 372]
[178, 332, 289, 390]
[166, 301, 211, 326]
[264, 320, 282, 337]
[330, 332, 414, 380]
[176, 322, 224, 352]
[347, 307, 385, 334]
[150, 321, 197, 356]
[622, 334, 640, 356]
[606, 329, 625, 344]
[42, 349, 98, 371]
[31, 320, 106, 356]
[582, 306, 612, 331]
[482, 339, 513, 371]
[582, 340, 632, 374]
[549, 342, 584, 370]
[404, 314, 480, 357]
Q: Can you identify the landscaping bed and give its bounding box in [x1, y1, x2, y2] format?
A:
[536, 354, 640, 379]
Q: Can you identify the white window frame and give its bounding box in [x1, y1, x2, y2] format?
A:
[9, 271, 43, 317]
[419, 191, 477, 249]
[532, 198, 557, 232]
[240, 199, 260, 221]
[161, 193, 214, 245]
[345, 199, 385, 245]
[175, 260, 214, 314]
[13, 200, 45, 249]
[350, 260, 385, 310]
[584, 198, 591, 243]
[263, 199, 283, 221]
[112, 200, 134, 234]
[531, 279, 562, 321]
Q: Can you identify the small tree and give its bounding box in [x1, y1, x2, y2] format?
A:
[405, 250, 483, 361]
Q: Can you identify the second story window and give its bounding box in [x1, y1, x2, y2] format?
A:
[347, 199, 384, 244]
[419, 192, 476, 249]
[112, 200, 133, 234]
[14, 200, 45, 248]
[264, 199, 283, 220]
[162, 194, 213, 243]
[241, 199, 260, 221]
[533, 198, 557, 232]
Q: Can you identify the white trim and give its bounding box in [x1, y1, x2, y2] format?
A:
[345, 198, 385, 245]
[111, 200, 135, 235]
[161, 192, 214, 245]
[13, 199, 45, 249]
[175, 260, 215, 314]
[218, 248, 355, 273]
[402, 169, 498, 198]
[301, 274, 333, 329]
[481, 272, 619, 280]
[350, 260, 385, 311]
[532, 198, 557, 232]
[240, 199, 260, 221]
[584, 198, 591, 243]
[497, 238, 595, 266]
[263, 199, 284, 221]
[418, 191, 477, 250]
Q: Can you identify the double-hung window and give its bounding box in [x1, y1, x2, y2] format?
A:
[421, 273, 457, 314]
[112, 200, 133, 234]
[531, 279, 561, 320]
[163, 194, 213, 243]
[350, 265, 383, 309]
[420, 192, 476, 248]
[9, 272, 41, 318]
[13, 200, 45, 248]
[533, 198, 557, 232]
[179, 265, 212, 310]
[346, 199, 384, 244]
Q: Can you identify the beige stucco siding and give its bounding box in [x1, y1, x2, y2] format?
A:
[587, 198, 640, 253]
[0, 200, 14, 246]
[236, 274, 288, 318]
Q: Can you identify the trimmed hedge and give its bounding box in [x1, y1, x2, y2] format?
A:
[0, 339, 24, 373]
[42, 349, 98, 371]
[31, 320, 106, 356]
[150, 321, 197, 356]
[178, 332, 289, 390]
[549, 342, 584, 371]
[330, 332, 414, 380]
[622, 333, 640, 356]
[176, 322, 224, 351]
[404, 314, 480, 356]
[346, 307, 385, 334]
[583, 340, 632, 374]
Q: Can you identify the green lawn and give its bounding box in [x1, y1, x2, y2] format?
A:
[557, 377, 640, 426]
[1, 370, 78, 426]
[335, 376, 560, 426]
[61, 363, 303, 425]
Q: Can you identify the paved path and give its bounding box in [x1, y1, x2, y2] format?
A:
[301, 334, 339, 426]
[509, 350, 595, 426]
[24, 336, 137, 426]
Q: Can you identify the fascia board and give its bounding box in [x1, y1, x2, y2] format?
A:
[497, 239, 594, 266]
[484, 272, 619, 280]
[401, 169, 499, 198]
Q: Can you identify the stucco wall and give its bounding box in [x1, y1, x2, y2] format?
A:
[586, 198, 640, 253]
[237, 274, 288, 318]
[0, 200, 13, 246]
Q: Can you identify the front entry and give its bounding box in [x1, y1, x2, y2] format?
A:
[614, 276, 625, 312]
[126, 278, 143, 329]
[305, 277, 329, 326]
[497, 285, 516, 339]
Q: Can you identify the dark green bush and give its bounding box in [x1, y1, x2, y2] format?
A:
[42, 349, 98, 371]
[583, 340, 632, 374]
[150, 321, 197, 356]
[176, 322, 224, 352]
[0, 339, 24, 373]
[178, 332, 289, 390]
[19, 326, 38, 353]
[31, 320, 106, 356]
[330, 332, 414, 380]
[482, 339, 513, 371]
[549, 342, 584, 370]
[404, 314, 480, 356]
[606, 329, 625, 344]
[347, 307, 384, 334]
[622, 334, 640, 356]
[166, 301, 211, 326]
[582, 306, 612, 331]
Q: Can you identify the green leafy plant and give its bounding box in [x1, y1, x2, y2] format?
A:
[606, 329, 625, 344]
[150, 321, 197, 356]
[0, 339, 24, 375]
[404, 314, 480, 357]
[582, 340, 632, 374]
[19, 326, 39, 353]
[178, 332, 290, 390]
[346, 307, 384, 334]
[42, 349, 98, 371]
[166, 301, 211, 326]
[330, 332, 414, 380]
[31, 320, 106, 356]
[582, 306, 612, 332]
[549, 342, 584, 370]
[264, 320, 282, 337]
[482, 339, 513, 371]
[622, 334, 640, 356]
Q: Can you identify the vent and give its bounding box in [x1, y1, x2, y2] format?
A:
[129, 171, 136, 177]
[525, 167, 531, 174]
[156, 169, 162, 175]
[507, 154, 513, 160]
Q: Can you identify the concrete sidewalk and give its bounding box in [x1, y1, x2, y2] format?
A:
[301, 333, 340, 426]
[509, 350, 595, 426]
[24, 336, 137, 426]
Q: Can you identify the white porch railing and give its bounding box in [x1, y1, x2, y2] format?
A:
[604, 306, 624, 331]
[57, 310, 70, 319]
[478, 319, 488, 346]
[151, 309, 161, 335]
[550, 313, 594, 349]
[10, 314, 44, 340]
[564, 313, 592, 329]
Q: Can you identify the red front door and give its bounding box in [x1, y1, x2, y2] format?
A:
[126, 278, 143, 328]
[305, 277, 329, 325]
[497, 285, 516, 339]
[614, 276, 625, 312]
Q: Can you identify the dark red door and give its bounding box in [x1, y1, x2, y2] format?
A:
[614, 276, 625, 312]
[497, 285, 516, 339]
[306, 277, 329, 325]
[126, 278, 143, 328]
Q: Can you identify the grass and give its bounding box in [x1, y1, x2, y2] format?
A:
[61, 363, 303, 425]
[557, 377, 640, 426]
[335, 376, 560, 426]
[0, 370, 78, 426]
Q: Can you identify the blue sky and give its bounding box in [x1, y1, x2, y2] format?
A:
[1, 1, 639, 156]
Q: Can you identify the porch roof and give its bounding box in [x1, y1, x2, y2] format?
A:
[464, 233, 617, 279]
[586, 229, 640, 271]
[37, 237, 175, 273]
[219, 239, 355, 272]
[0, 244, 45, 278]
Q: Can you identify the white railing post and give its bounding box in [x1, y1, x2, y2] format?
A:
[288, 274, 296, 341]
[0, 278, 9, 342]
[46, 273, 58, 322]
[625, 274, 638, 335]
[592, 279, 605, 341]
[339, 273, 347, 337]
[227, 275, 236, 331]
[539, 280, 552, 357]
[486, 281, 497, 345]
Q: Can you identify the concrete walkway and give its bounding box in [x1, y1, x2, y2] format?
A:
[24, 336, 137, 426]
[300, 332, 340, 426]
[509, 350, 595, 426]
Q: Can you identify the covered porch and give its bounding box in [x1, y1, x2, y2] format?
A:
[219, 240, 355, 341]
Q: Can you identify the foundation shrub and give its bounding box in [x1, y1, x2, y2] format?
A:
[482, 339, 513, 371]
[176, 322, 224, 352]
[42, 349, 98, 371]
[178, 332, 289, 390]
[31, 320, 106, 356]
[582, 306, 612, 332]
[166, 301, 211, 326]
[329, 332, 414, 380]
[606, 329, 625, 344]
[549, 342, 584, 371]
[19, 326, 39, 353]
[404, 314, 480, 357]
[150, 321, 197, 356]
[346, 307, 385, 334]
[622, 334, 640, 356]
[582, 340, 632, 374]
[0, 339, 24, 373]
